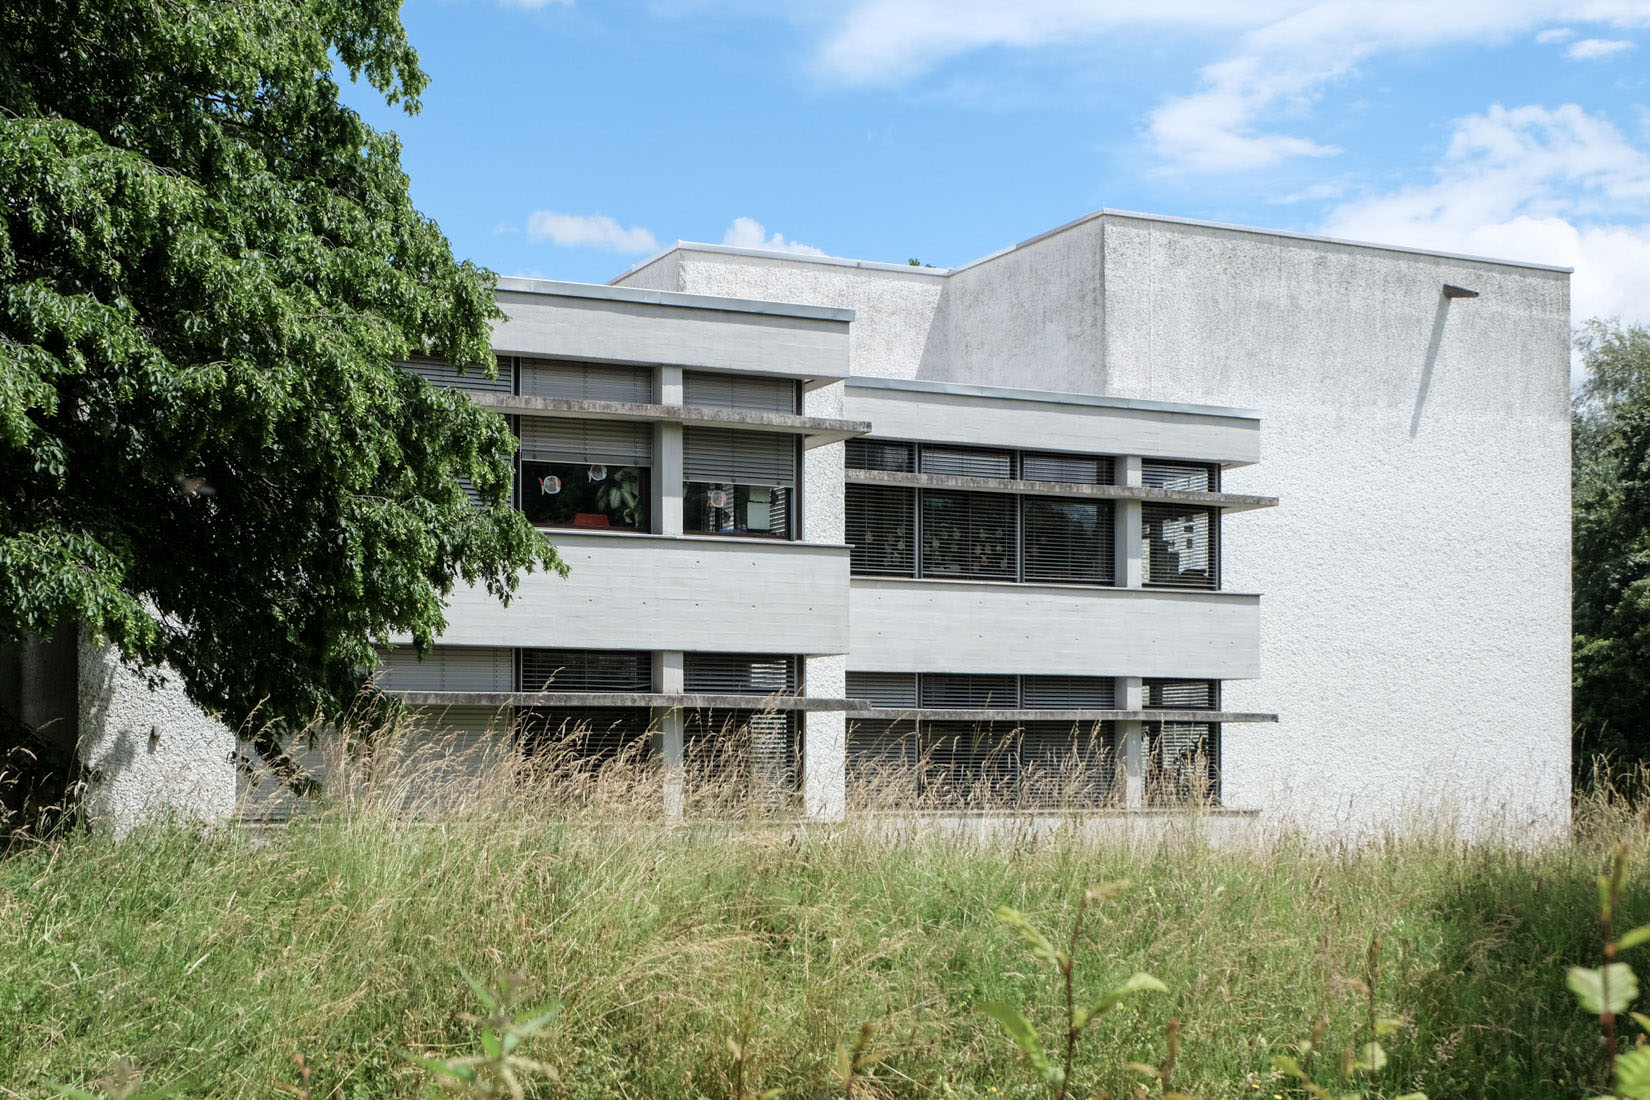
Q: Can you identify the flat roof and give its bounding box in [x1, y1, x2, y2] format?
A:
[848, 375, 1262, 421]
[495, 275, 855, 322]
[611, 207, 1574, 281]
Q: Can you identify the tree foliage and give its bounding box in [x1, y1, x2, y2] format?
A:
[1573, 320, 1650, 765]
[0, 0, 558, 749]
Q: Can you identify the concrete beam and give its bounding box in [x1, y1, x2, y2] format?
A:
[472, 392, 870, 447]
[843, 708, 1276, 723]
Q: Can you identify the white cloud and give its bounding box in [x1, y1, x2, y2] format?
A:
[1320, 103, 1650, 340]
[1567, 36, 1637, 57]
[1536, 25, 1576, 41]
[805, 1, 1650, 171]
[524, 211, 658, 253]
[721, 216, 828, 256]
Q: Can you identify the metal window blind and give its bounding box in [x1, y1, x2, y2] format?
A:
[375, 646, 514, 692]
[1142, 503, 1218, 589]
[1021, 676, 1117, 709]
[519, 417, 653, 465]
[1142, 461, 1218, 492]
[920, 444, 1014, 479]
[845, 484, 916, 576]
[519, 649, 652, 693]
[682, 427, 797, 487]
[1021, 452, 1112, 485]
[683, 653, 798, 695]
[683, 709, 799, 793]
[683, 371, 797, 413]
[516, 706, 656, 765]
[845, 671, 918, 708]
[456, 476, 484, 508]
[920, 673, 1019, 708]
[1144, 679, 1217, 709]
[401, 354, 515, 394]
[1021, 498, 1113, 583]
[1146, 721, 1219, 804]
[845, 438, 916, 472]
[1018, 722, 1115, 807]
[921, 722, 1021, 805]
[920, 490, 1017, 579]
[518, 359, 652, 403]
[845, 718, 921, 800]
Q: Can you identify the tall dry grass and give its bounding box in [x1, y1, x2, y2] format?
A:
[1, 718, 1646, 1098]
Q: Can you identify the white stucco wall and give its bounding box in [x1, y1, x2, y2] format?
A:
[77, 640, 237, 831]
[627, 213, 1572, 840]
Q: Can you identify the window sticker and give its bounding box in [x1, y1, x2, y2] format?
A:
[539, 474, 562, 495]
[587, 464, 607, 482]
[707, 488, 730, 508]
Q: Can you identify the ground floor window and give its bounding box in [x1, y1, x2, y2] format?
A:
[845, 718, 1115, 809]
[1144, 721, 1218, 805]
[515, 706, 656, 772]
[684, 708, 799, 804]
[683, 481, 792, 538]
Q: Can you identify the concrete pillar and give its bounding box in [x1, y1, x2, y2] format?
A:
[656, 367, 684, 536]
[654, 650, 684, 819]
[1116, 675, 1144, 810]
[1117, 455, 1143, 589]
[802, 654, 846, 821]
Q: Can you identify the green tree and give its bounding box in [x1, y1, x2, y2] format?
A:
[0, 0, 559, 769]
[1573, 319, 1650, 767]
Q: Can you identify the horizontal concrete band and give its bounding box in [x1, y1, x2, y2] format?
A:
[844, 469, 1277, 511]
[390, 691, 871, 712]
[470, 393, 870, 446]
[844, 708, 1278, 723]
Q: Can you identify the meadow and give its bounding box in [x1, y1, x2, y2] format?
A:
[0, 741, 1642, 1099]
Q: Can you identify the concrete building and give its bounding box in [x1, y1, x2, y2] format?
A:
[3, 209, 1573, 838]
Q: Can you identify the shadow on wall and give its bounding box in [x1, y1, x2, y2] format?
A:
[1412, 286, 1476, 438]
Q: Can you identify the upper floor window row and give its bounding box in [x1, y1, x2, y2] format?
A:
[405, 356, 801, 413]
[847, 439, 1117, 485]
[378, 645, 800, 696]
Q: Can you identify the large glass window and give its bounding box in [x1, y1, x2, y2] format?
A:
[1142, 503, 1218, 589]
[921, 490, 1016, 579]
[683, 482, 792, 538]
[521, 460, 651, 530]
[1022, 498, 1112, 583]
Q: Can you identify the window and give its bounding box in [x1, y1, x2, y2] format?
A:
[1142, 461, 1218, 492]
[1021, 675, 1116, 709]
[920, 445, 1013, 479]
[1022, 452, 1111, 485]
[375, 645, 514, 692]
[920, 673, 1018, 708]
[845, 485, 915, 575]
[684, 372, 798, 413]
[1145, 721, 1218, 805]
[1144, 679, 1217, 709]
[401, 354, 514, 394]
[846, 439, 915, 472]
[683, 653, 799, 695]
[519, 359, 652, 403]
[683, 428, 796, 539]
[519, 649, 652, 693]
[845, 718, 1115, 809]
[519, 417, 653, 531]
[522, 461, 651, 530]
[1022, 498, 1113, 583]
[921, 490, 1016, 579]
[1142, 503, 1217, 588]
[516, 706, 655, 769]
[845, 671, 918, 708]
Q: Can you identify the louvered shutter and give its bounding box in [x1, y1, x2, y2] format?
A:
[683, 371, 797, 413]
[682, 428, 796, 487]
[920, 673, 1018, 708]
[1021, 676, 1116, 709]
[519, 649, 652, 692]
[1144, 679, 1217, 709]
[683, 654, 798, 695]
[376, 646, 514, 692]
[921, 722, 1019, 805]
[845, 671, 918, 708]
[1146, 722, 1219, 804]
[1022, 498, 1113, 583]
[519, 418, 653, 464]
[845, 439, 915, 472]
[845, 485, 916, 576]
[920, 491, 1016, 579]
[1018, 721, 1115, 807]
[519, 359, 652, 402]
[401, 354, 514, 394]
[1022, 452, 1111, 484]
[1142, 504, 1218, 589]
[517, 706, 656, 765]
[846, 717, 920, 802]
[1141, 461, 1219, 492]
[920, 444, 1014, 479]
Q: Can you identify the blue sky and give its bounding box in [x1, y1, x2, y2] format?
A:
[347, 1, 1650, 326]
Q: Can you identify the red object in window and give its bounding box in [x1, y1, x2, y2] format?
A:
[572, 513, 612, 528]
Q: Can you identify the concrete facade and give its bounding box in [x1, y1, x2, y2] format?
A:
[29, 209, 1569, 839]
[615, 210, 1573, 839]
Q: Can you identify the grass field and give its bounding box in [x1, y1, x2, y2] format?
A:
[0, 754, 1644, 1099]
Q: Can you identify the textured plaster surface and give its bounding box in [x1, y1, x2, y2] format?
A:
[78, 640, 236, 831]
[645, 214, 1572, 840]
[804, 654, 847, 821]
